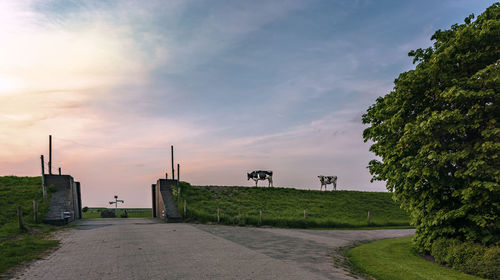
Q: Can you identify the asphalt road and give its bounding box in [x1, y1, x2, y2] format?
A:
[14, 219, 414, 280]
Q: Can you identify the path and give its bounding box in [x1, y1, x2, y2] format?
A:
[14, 219, 414, 280]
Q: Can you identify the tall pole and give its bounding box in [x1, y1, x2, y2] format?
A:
[58, 167, 61, 175]
[177, 164, 180, 183]
[171, 145, 174, 180]
[49, 135, 52, 175]
[40, 155, 46, 200]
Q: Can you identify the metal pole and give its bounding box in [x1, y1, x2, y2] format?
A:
[177, 163, 180, 183]
[58, 167, 61, 175]
[41, 155, 46, 200]
[48, 135, 52, 175]
[171, 145, 174, 180]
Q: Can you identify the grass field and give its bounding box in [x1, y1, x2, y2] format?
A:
[175, 182, 410, 228]
[346, 236, 485, 280]
[82, 208, 152, 219]
[0, 176, 60, 276]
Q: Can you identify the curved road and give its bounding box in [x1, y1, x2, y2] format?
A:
[15, 219, 414, 279]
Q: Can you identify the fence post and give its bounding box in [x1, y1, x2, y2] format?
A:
[367, 211, 371, 225]
[304, 209, 307, 219]
[259, 209, 262, 225]
[17, 206, 24, 230]
[33, 200, 38, 224]
[183, 199, 187, 217]
[217, 207, 220, 223]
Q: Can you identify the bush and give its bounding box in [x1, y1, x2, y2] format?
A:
[119, 210, 128, 218]
[82, 206, 89, 213]
[47, 185, 57, 193]
[431, 238, 500, 279]
[100, 209, 116, 218]
[362, 3, 500, 251]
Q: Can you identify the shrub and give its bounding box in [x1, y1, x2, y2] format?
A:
[100, 209, 116, 218]
[362, 3, 500, 251]
[431, 238, 500, 279]
[119, 210, 128, 218]
[47, 185, 57, 193]
[82, 206, 89, 213]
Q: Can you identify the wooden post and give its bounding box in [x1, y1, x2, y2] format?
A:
[17, 206, 24, 230]
[304, 209, 307, 219]
[49, 135, 52, 175]
[58, 167, 61, 175]
[40, 155, 46, 201]
[33, 200, 38, 224]
[177, 164, 180, 183]
[165, 173, 168, 179]
[367, 211, 371, 225]
[259, 209, 262, 225]
[217, 207, 220, 223]
[171, 145, 175, 180]
[183, 199, 187, 217]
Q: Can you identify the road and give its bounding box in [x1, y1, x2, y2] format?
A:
[14, 219, 414, 280]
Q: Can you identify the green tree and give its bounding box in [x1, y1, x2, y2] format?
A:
[362, 4, 500, 252]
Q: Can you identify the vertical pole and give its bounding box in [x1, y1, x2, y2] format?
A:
[183, 199, 187, 217]
[259, 209, 262, 225]
[304, 209, 307, 219]
[33, 200, 38, 224]
[171, 145, 174, 180]
[49, 135, 52, 175]
[17, 206, 24, 230]
[177, 163, 180, 183]
[152, 184, 157, 218]
[217, 207, 220, 223]
[165, 173, 168, 179]
[58, 167, 61, 175]
[177, 164, 181, 202]
[40, 155, 46, 201]
[367, 211, 371, 225]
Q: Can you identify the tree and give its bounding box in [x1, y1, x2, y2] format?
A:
[362, 3, 500, 252]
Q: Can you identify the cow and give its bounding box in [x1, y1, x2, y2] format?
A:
[247, 170, 273, 187]
[318, 175, 337, 191]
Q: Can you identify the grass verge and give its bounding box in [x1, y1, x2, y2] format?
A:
[175, 182, 410, 229]
[346, 236, 485, 280]
[0, 176, 61, 276]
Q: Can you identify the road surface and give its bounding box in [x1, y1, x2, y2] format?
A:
[14, 219, 414, 279]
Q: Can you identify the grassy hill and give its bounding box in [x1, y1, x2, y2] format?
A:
[175, 182, 410, 228]
[0, 176, 59, 276]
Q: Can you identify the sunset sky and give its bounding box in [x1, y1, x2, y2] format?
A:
[1, 0, 495, 207]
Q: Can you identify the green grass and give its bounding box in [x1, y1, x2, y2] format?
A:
[0, 176, 60, 276]
[346, 236, 485, 280]
[176, 182, 410, 228]
[82, 208, 152, 219]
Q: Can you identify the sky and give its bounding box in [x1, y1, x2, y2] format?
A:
[1, 0, 496, 207]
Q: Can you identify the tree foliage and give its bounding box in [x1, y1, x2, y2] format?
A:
[362, 3, 500, 252]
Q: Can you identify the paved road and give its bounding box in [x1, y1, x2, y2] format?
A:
[14, 219, 414, 280]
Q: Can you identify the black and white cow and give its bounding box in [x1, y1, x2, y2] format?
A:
[318, 175, 337, 191]
[247, 170, 273, 187]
